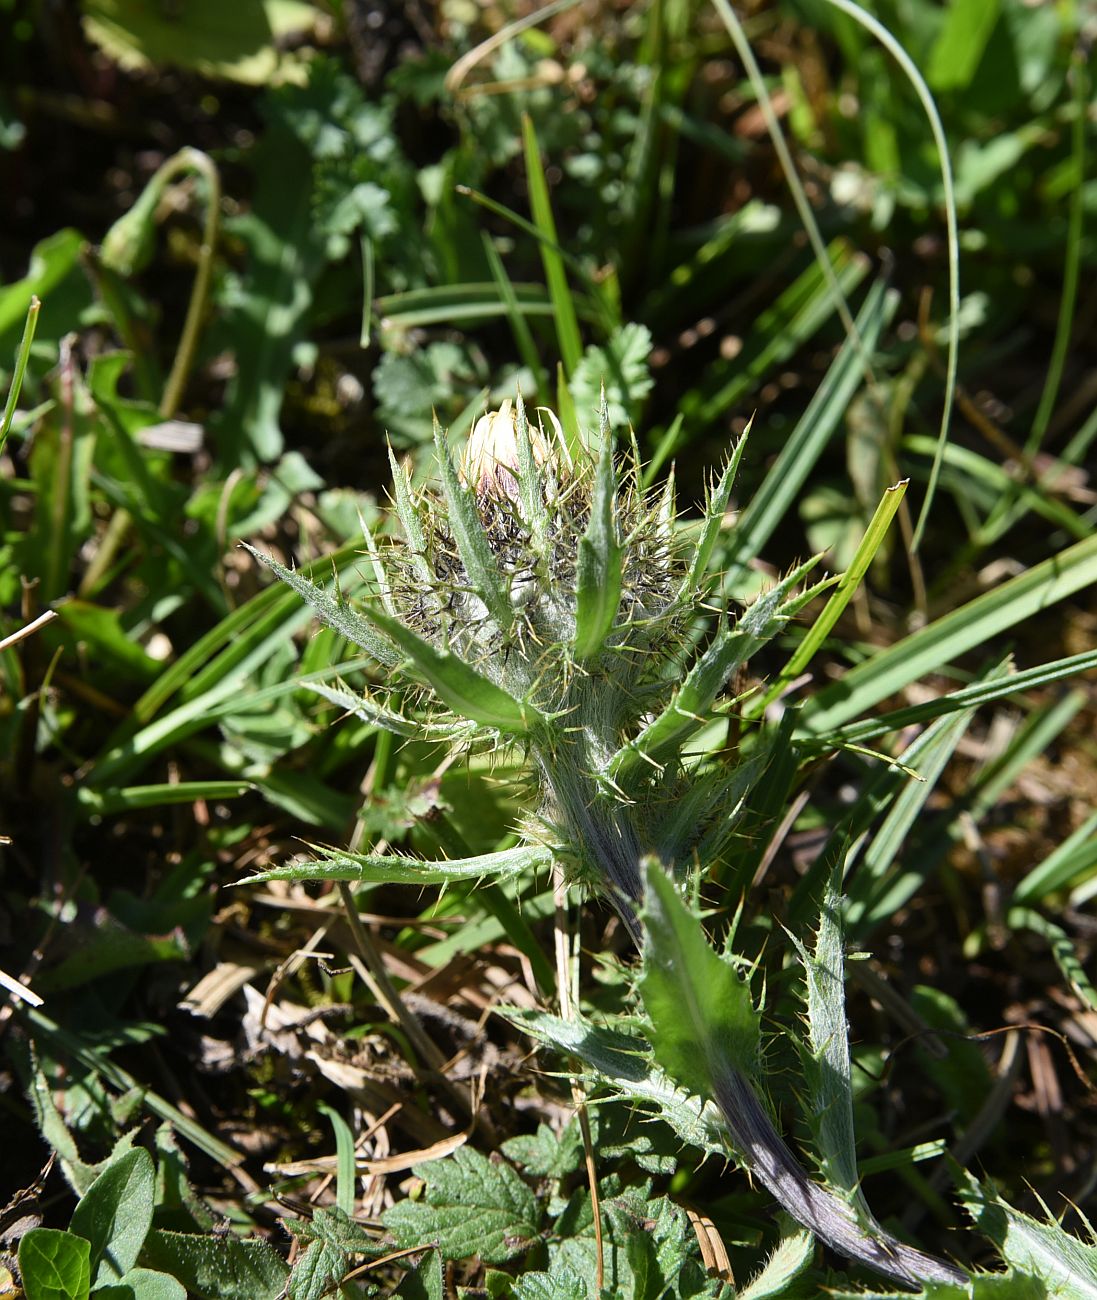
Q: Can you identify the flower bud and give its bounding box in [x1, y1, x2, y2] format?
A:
[461, 400, 547, 499]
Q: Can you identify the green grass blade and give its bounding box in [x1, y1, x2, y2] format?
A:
[721, 276, 896, 590]
[1012, 810, 1097, 905]
[814, 0, 960, 551]
[817, 646, 1097, 749]
[758, 480, 907, 712]
[800, 533, 1097, 735]
[522, 114, 583, 375]
[0, 294, 40, 456]
[316, 1104, 357, 1217]
[76, 781, 251, 816]
[482, 234, 548, 399]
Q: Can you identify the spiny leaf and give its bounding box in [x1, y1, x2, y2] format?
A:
[573, 393, 623, 661]
[514, 391, 550, 554]
[241, 842, 551, 887]
[306, 680, 477, 743]
[433, 414, 514, 632]
[361, 603, 548, 734]
[789, 857, 862, 1203]
[244, 544, 398, 666]
[609, 560, 816, 781]
[640, 861, 760, 1097]
[685, 423, 750, 595]
[386, 444, 434, 588]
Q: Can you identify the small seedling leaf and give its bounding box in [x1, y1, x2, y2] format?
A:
[69, 1147, 155, 1287]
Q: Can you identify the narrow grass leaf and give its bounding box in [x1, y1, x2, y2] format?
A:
[0, 294, 39, 455]
[243, 843, 551, 887]
[817, 647, 1097, 749]
[522, 114, 583, 375]
[800, 534, 1097, 735]
[316, 1105, 357, 1217]
[76, 781, 251, 816]
[573, 396, 622, 660]
[760, 480, 907, 710]
[482, 234, 548, 398]
[1007, 907, 1097, 1013]
[842, 680, 998, 937]
[812, 0, 960, 551]
[721, 276, 896, 589]
[1013, 811, 1097, 905]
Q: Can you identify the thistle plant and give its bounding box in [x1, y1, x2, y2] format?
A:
[246, 395, 966, 1289]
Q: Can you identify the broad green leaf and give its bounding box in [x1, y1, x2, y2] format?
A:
[927, 0, 1001, 89]
[573, 396, 622, 660]
[799, 533, 1097, 735]
[213, 125, 326, 462]
[639, 862, 759, 1096]
[571, 323, 653, 427]
[395, 1250, 444, 1300]
[242, 842, 551, 886]
[360, 604, 547, 734]
[286, 1240, 348, 1300]
[639, 863, 965, 1289]
[70, 1147, 155, 1287]
[18, 1228, 91, 1300]
[81, 0, 316, 83]
[383, 1146, 540, 1265]
[139, 1229, 288, 1300]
